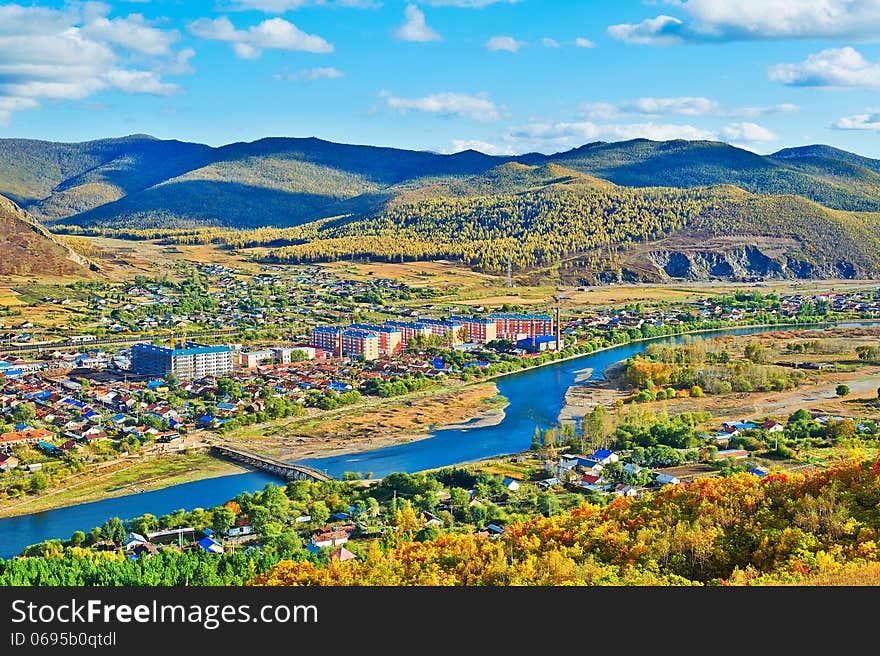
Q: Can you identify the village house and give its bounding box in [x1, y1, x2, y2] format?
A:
[311, 526, 353, 548]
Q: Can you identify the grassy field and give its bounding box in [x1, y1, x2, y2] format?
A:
[0, 452, 245, 519]
[786, 562, 880, 586]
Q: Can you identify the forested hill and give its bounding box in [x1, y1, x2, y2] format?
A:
[6, 133, 880, 229]
[252, 458, 880, 586]
[254, 170, 880, 282]
[0, 194, 94, 277]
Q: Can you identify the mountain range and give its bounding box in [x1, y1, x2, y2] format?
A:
[3, 134, 880, 281]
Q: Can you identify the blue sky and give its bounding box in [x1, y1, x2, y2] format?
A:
[2, 1, 880, 156]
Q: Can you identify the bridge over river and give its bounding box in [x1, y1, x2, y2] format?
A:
[212, 444, 331, 483]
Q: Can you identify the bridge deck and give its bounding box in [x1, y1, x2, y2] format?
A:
[213, 444, 331, 482]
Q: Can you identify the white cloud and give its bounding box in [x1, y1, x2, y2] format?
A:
[104, 69, 180, 95]
[228, 0, 379, 10]
[485, 35, 525, 52]
[621, 96, 718, 116]
[607, 15, 684, 45]
[188, 16, 333, 58]
[395, 5, 441, 42]
[581, 96, 716, 119]
[0, 97, 39, 127]
[768, 47, 880, 89]
[542, 37, 560, 48]
[505, 117, 779, 152]
[81, 14, 179, 56]
[450, 139, 516, 155]
[582, 97, 798, 120]
[277, 66, 344, 81]
[730, 103, 800, 118]
[574, 37, 597, 48]
[609, 0, 880, 45]
[507, 121, 717, 149]
[721, 122, 779, 142]
[382, 91, 500, 121]
[0, 4, 189, 125]
[833, 112, 880, 130]
[424, 0, 522, 6]
[580, 102, 621, 120]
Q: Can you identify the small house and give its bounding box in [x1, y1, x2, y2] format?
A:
[655, 473, 681, 486]
[311, 527, 351, 548]
[501, 477, 521, 491]
[227, 517, 254, 537]
[590, 449, 619, 465]
[122, 532, 148, 551]
[0, 454, 19, 471]
[197, 537, 224, 554]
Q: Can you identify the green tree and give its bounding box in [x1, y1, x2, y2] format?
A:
[29, 473, 49, 494]
[309, 501, 330, 527]
[450, 487, 470, 511]
[537, 492, 560, 516]
[11, 403, 36, 424]
[211, 507, 236, 536]
[101, 517, 126, 544]
[582, 405, 614, 452]
[836, 384, 851, 397]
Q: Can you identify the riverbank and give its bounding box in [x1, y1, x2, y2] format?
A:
[202, 382, 508, 463]
[0, 453, 246, 519]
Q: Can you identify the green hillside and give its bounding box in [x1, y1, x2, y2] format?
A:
[8, 133, 880, 280]
[542, 139, 880, 211]
[771, 144, 880, 174]
[37, 136, 506, 229]
[6, 134, 880, 229]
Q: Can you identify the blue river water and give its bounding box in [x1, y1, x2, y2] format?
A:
[0, 321, 875, 558]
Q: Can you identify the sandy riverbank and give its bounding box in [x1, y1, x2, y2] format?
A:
[0, 453, 247, 519]
[211, 382, 509, 463]
[557, 363, 630, 424]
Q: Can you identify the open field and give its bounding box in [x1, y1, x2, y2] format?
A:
[81, 237, 266, 279]
[562, 279, 880, 308]
[0, 452, 245, 519]
[0, 288, 24, 306]
[224, 382, 506, 461]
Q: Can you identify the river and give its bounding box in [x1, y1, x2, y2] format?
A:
[0, 321, 874, 558]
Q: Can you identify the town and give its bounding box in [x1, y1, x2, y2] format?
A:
[2, 260, 879, 520]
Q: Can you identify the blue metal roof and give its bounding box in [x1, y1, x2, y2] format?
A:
[384, 321, 431, 330]
[350, 323, 400, 334]
[132, 342, 231, 356]
[517, 335, 557, 344]
[448, 316, 496, 325]
[342, 329, 378, 339]
[488, 313, 553, 320]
